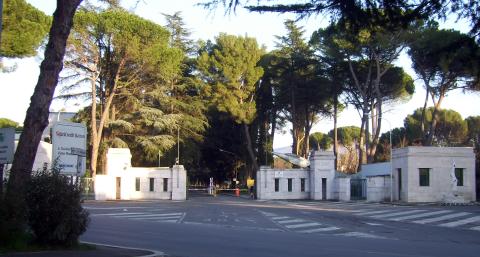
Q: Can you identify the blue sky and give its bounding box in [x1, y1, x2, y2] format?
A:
[1, 0, 479, 149]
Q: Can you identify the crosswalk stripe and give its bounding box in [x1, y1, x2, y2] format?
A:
[298, 227, 340, 233]
[155, 219, 178, 223]
[271, 216, 291, 220]
[129, 215, 182, 220]
[389, 210, 452, 221]
[277, 219, 306, 224]
[438, 216, 480, 228]
[471, 226, 480, 231]
[370, 210, 425, 219]
[355, 210, 395, 216]
[115, 213, 183, 218]
[413, 212, 471, 224]
[285, 222, 320, 229]
[91, 212, 145, 217]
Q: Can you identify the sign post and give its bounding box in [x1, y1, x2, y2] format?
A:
[0, 127, 15, 193]
[52, 122, 87, 177]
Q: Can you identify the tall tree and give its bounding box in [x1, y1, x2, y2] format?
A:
[318, 22, 414, 166]
[404, 107, 468, 146]
[271, 20, 332, 158]
[63, 9, 178, 175]
[196, 33, 264, 178]
[3, 0, 82, 243]
[0, 0, 50, 70]
[408, 24, 480, 145]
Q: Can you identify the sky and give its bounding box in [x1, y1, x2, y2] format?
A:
[1, 0, 479, 150]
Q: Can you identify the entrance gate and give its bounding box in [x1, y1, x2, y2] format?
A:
[350, 179, 366, 200]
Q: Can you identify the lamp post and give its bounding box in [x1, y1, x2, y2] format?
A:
[382, 118, 393, 202]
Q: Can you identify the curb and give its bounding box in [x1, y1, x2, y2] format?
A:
[81, 241, 166, 257]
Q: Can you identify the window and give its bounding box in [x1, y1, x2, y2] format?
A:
[419, 168, 430, 187]
[163, 178, 168, 192]
[287, 178, 293, 192]
[274, 179, 279, 192]
[135, 177, 140, 191]
[300, 178, 305, 192]
[455, 168, 464, 186]
[149, 178, 155, 192]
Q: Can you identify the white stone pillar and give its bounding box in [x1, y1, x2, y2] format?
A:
[171, 165, 186, 200]
[309, 151, 335, 200]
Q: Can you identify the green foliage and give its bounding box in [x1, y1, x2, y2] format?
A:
[197, 33, 264, 124]
[405, 107, 468, 146]
[329, 126, 361, 149]
[466, 116, 480, 145]
[26, 170, 89, 247]
[309, 132, 332, 150]
[1, 0, 51, 58]
[0, 117, 18, 128]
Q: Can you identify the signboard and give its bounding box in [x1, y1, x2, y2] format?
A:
[0, 128, 15, 164]
[52, 122, 87, 176]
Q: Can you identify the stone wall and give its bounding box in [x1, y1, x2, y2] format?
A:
[94, 148, 186, 201]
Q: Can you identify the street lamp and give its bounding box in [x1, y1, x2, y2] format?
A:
[382, 118, 393, 202]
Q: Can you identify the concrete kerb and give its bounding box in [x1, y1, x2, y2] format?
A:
[81, 241, 166, 257]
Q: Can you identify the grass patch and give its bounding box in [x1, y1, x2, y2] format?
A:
[0, 241, 96, 254]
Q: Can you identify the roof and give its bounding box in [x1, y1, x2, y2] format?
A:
[358, 162, 392, 177]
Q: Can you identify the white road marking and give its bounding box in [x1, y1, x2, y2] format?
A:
[388, 210, 452, 221]
[116, 213, 183, 218]
[129, 215, 183, 220]
[438, 216, 480, 228]
[470, 226, 480, 231]
[285, 222, 321, 229]
[91, 212, 145, 217]
[369, 210, 425, 219]
[338, 232, 387, 239]
[277, 219, 306, 224]
[271, 216, 291, 220]
[355, 210, 395, 216]
[413, 212, 471, 224]
[298, 227, 340, 233]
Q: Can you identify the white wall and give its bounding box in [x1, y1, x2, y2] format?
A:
[366, 176, 391, 202]
[392, 147, 476, 203]
[95, 148, 186, 201]
[256, 167, 310, 200]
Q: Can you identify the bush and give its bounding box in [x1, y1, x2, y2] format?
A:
[26, 170, 89, 246]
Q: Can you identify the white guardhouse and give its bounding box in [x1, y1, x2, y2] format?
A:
[392, 147, 476, 203]
[94, 148, 186, 201]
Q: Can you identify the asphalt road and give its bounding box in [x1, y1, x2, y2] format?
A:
[81, 194, 480, 257]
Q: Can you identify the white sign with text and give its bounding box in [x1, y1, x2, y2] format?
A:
[52, 122, 87, 175]
[0, 127, 15, 164]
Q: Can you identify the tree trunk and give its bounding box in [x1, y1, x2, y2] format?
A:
[425, 93, 445, 146]
[4, 0, 82, 237]
[243, 123, 258, 178]
[90, 58, 125, 176]
[333, 94, 338, 170]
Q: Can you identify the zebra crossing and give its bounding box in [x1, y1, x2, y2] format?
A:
[260, 210, 340, 234]
[91, 211, 186, 223]
[354, 207, 480, 231]
[273, 200, 480, 232]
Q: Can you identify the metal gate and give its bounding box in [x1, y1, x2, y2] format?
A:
[350, 179, 366, 200]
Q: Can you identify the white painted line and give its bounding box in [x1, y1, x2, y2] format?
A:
[438, 216, 480, 228]
[413, 212, 471, 224]
[285, 222, 321, 229]
[84, 207, 149, 210]
[155, 219, 178, 223]
[470, 226, 480, 231]
[338, 232, 387, 239]
[91, 212, 145, 217]
[129, 215, 182, 220]
[277, 219, 306, 224]
[389, 210, 452, 221]
[271, 216, 291, 220]
[355, 210, 395, 216]
[370, 210, 425, 219]
[117, 213, 183, 218]
[299, 227, 340, 233]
